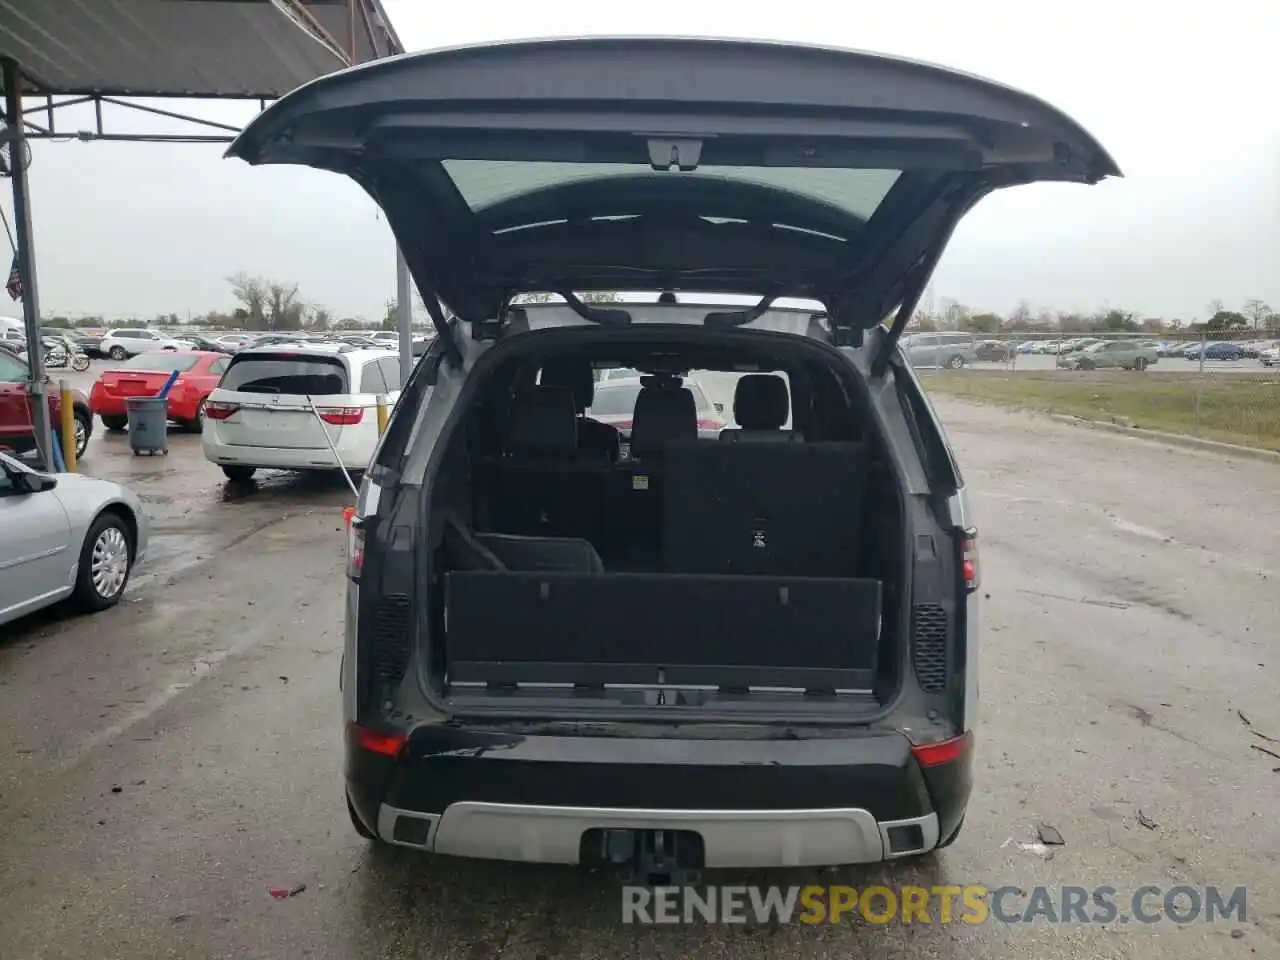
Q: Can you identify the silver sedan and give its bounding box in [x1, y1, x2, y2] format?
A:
[0, 451, 149, 626]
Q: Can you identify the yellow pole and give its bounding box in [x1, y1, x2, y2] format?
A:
[375, 394, 389, 434]
[59, 379, 77, 473]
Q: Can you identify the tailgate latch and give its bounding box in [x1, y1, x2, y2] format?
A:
[647, 138, 703, 171]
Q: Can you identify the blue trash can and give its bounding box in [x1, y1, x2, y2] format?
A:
[126, 396, 169, 455]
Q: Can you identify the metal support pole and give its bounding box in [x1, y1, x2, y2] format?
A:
[3, 57, 54, 471]
[395, 245, 413, 385]
[59, 379, 76, 472]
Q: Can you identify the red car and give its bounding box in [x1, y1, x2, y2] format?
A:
[0, 346, 93, 459]
[90, 350, 230, 433]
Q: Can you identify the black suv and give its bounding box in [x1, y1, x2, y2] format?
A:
[229, 38, 1118, 873]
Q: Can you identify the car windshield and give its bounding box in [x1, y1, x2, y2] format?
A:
[120, 352, 201, 373]
[219, 354, 348, 394]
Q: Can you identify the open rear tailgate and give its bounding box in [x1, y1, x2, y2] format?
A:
[227, 37, 1120, 340]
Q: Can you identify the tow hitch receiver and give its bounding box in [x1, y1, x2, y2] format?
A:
[582, 828, 705, 887]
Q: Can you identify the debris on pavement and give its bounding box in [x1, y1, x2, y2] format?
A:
[1037, 823, 1066, 846]
[1002, 837, 1055, 860]
[1249, 729, 1279, 744]
[110, 785, 122, 794]
[1237, 710, 1251, 726]
[1250, 744, 1280, 762]
[269, 884, 307, 900]
[1136, 810, 1158, 830]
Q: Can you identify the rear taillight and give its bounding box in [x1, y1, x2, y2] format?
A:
[204, 400, 240, 420]
[911, 731, 973, 768]
[318, 406, 364, 426]
[959, 527, 979, 592]
[347, 516, 365, 581]
[696, 418, 726, 431]
[347, 722, 406, 757]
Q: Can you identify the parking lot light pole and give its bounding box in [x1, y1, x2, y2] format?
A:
[3, 57, 55, 471]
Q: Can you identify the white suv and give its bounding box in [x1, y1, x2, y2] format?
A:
[201, 344, 403, 482]
[101, 328, 183, 360]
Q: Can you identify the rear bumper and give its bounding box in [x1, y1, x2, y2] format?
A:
[92, 395, 198, 420]
[346, 725, 972, 867]
[202, 436, 367, 471]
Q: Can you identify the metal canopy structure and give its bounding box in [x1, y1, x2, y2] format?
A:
[0, 0, 399, 98]
[0, 0, 406, 469]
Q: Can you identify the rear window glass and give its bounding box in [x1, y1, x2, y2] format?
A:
[588, 383, 642, 416]
[121, 352, 201, 373]
[377, 356, 402, 390]
[359, 359, 390, 394]
[444, 160, 901, 222]
[220, 354, 348, 395]
[588, 380, 713, 416]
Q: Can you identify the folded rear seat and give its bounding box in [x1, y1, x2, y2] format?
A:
[662, 439, 868, 576]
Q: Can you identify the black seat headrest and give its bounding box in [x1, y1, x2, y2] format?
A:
[509, 386, 578, 457]
[733, 374, 789, 430]
[539, 357, 595, 413]
[630, 386, 697, 458]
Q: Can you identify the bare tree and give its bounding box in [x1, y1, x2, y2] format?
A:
[310, 307, 334, 331]
[939, 298, 970, 330]
[1243, 298, 1271, 331]
[266, 281, 303, 331]
[228, 272, 267, 330]
[1008, 300, 1032, 328]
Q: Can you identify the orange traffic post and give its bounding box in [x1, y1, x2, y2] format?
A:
[59, 379, 77, 472]
[343, 505, 356, 529]
[375, 394, 390, 434]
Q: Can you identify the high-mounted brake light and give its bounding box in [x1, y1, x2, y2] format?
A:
[204, 400, 240, 420]
[959, 527, 979, 593]
[318, 406, 364, 426]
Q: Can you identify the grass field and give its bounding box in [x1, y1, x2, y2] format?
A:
[922, 370, 1280, 452]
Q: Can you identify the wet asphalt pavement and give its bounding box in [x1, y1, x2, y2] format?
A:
[1, 393, 1278, 959]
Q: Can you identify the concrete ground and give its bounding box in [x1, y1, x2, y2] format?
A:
[1, 390, 1278, 959]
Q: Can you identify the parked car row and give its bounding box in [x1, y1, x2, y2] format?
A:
[69, 327, 438, 359]
[901, 332, 1280, 366]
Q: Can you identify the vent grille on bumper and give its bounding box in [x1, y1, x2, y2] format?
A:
[911, 602, 949, 693]
[370, 594, 411, 686]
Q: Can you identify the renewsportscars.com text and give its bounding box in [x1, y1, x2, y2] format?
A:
[622, 884, 1248, 926]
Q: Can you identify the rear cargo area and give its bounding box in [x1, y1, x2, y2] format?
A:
[423, 336, 905, 715]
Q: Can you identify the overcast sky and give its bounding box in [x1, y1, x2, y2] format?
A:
[9, 0, 1278, 323]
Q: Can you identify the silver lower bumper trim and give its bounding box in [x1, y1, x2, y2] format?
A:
[377, 802, 939, 867]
